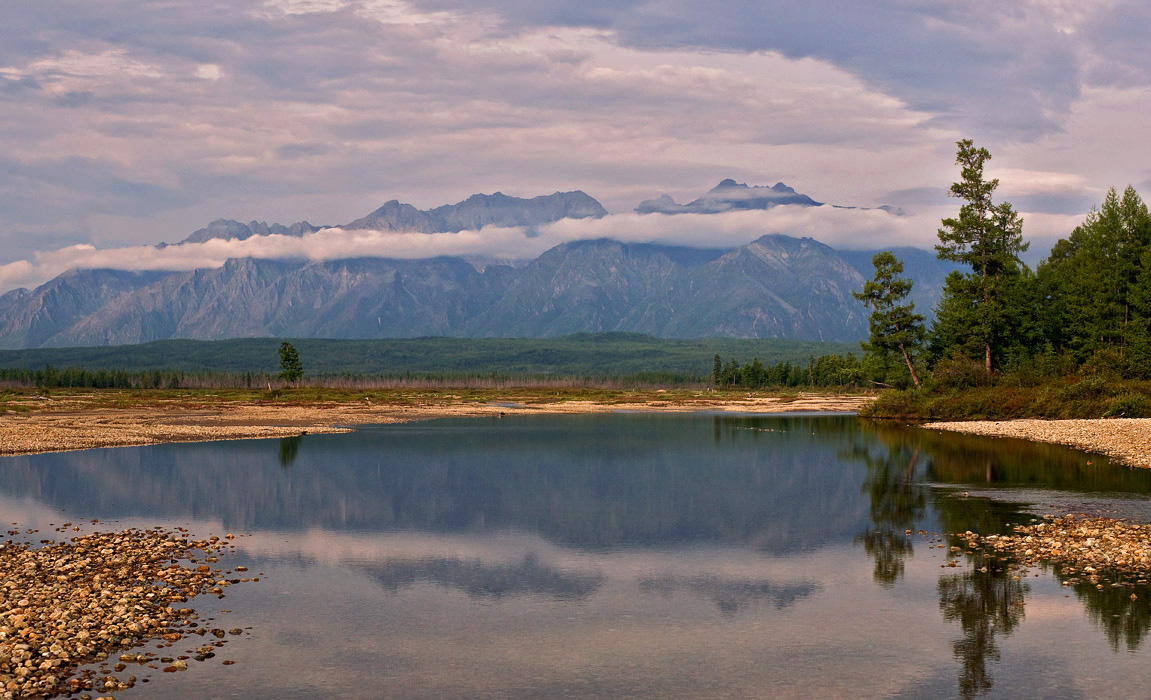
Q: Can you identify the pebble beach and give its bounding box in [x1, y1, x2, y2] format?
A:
[923, 418, 1151, 468]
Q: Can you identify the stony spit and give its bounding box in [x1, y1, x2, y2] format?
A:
[0, 526, 253, 699]
[958, 514, 1151, 582]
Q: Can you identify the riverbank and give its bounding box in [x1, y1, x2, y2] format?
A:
[0, 388, 867, 456]
[923, 418, 1151, 469]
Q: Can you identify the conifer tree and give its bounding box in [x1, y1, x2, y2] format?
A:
[1129, 245, 1151, 376]
[935, 140, 1028, 373]
[1037, 186, 1151, 361]
[853, 252, 925, 388]
[278, 341, 303, 384]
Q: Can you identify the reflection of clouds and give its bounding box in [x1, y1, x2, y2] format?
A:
[236, 527, 824, 584]
[355, 552, 604, 600]
[638, 574, 819, 616]
[1, 493, 1143, 698]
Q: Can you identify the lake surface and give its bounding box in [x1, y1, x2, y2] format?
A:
[5, 413, 1151, 699]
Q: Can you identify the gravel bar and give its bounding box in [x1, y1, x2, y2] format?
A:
[961, 514, 1151, 579]
[922, 418, 1151, 468]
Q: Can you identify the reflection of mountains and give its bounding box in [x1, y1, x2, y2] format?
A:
[355, 553, 604, 601]
[639, 574, 819, 616]
[8, 415, 1146, 555]
[0, 415, 868, 553]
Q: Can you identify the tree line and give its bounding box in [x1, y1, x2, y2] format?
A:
[711, 353, 863, 389]
[857, 139, 1151, 389]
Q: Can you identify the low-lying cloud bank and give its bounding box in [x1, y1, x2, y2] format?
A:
[0, 205, 1084, 294]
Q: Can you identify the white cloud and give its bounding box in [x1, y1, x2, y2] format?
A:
[0, 0, 1141, 273]
[0, 204, 1085, 294]
[990, 168, 1094, 196]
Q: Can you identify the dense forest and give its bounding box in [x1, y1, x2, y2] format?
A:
[859, 140, 1151, 418]
[0, 335, 861, 390]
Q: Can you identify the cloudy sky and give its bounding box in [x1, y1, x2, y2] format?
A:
[3, 0, 1150, 291]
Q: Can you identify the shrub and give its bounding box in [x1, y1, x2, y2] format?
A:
[931, 353, 990, 390]
[1058, 375, 1109, 402]
[1103, 392, 1150, 418]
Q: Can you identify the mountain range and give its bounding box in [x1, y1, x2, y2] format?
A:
[0, 182, 953, 349]
[174, 190, 608, 245]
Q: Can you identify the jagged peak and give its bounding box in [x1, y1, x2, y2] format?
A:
[711, 178, 748, 191]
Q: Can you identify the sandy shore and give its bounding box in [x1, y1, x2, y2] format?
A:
[923, 418, 1151, 468]
[0, 392, 865, 456]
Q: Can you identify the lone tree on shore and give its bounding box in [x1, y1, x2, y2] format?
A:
[278, 341, 303, 384]
[853, 251, 925, 389]
[935, 139, 1028, 374]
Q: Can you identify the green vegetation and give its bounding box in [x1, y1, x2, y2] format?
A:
[934, 139, 1028, 374]
[853, 252, 925, 388]
[863, 377, 1151, 420]
[860, 139, 1151, 419]
[0, 334, 858, 388]
[711, 353, 862, 389]
[278, 341, 303, 383]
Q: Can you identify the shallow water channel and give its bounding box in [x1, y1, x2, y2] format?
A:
[5, 413, 1151, 699]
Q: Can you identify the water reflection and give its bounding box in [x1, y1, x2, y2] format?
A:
[856, 419, 1151, 697]
[638, 575, 819, 617]
[938, 570, 1028, 699]
[1061, 569, 1151, 652]
[356, 553, 604, 600]
[5, 414, 1151, 699]
[850, 440, 925, 587]
[278, 434, 302, 468]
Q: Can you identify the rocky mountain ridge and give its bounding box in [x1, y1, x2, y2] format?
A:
[175, 190, 607, 244]
[0, 234, 917, 347]
[0, 182, 949, 348]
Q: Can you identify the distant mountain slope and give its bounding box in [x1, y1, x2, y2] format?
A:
[1, 234, 890, 347]
[177, 190, 608, 244]
[0, 269, 170, 350]
[0, 335, 857, 375]
[840, 247, 961, 317]
[54, 257, 503, 347]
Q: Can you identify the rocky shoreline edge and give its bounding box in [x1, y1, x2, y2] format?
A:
[922, 418, 1151, 469]
[1, 527, 252, 699]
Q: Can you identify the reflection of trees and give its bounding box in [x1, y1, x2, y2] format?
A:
[913, 426, 1151, 494]
[1062, 573, 1151, 652]
[938, 570, 1028, 699]
[278, 435, 302, 468]
[847, 425, 926, 586]
[861, 420, 1035, 699]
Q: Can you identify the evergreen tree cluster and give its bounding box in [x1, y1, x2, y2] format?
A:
[1, 366, 188, 390]
[711, 353, 862, 389]
[0, 366, 289, 390]
[858, 139, 1151, 388]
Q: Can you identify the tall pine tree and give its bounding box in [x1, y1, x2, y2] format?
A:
[934, 140, 1029, 373]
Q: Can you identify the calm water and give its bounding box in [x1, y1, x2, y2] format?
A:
[5, 413, 1151, 699]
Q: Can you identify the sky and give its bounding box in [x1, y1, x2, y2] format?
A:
[2, 0, 1151, 292]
